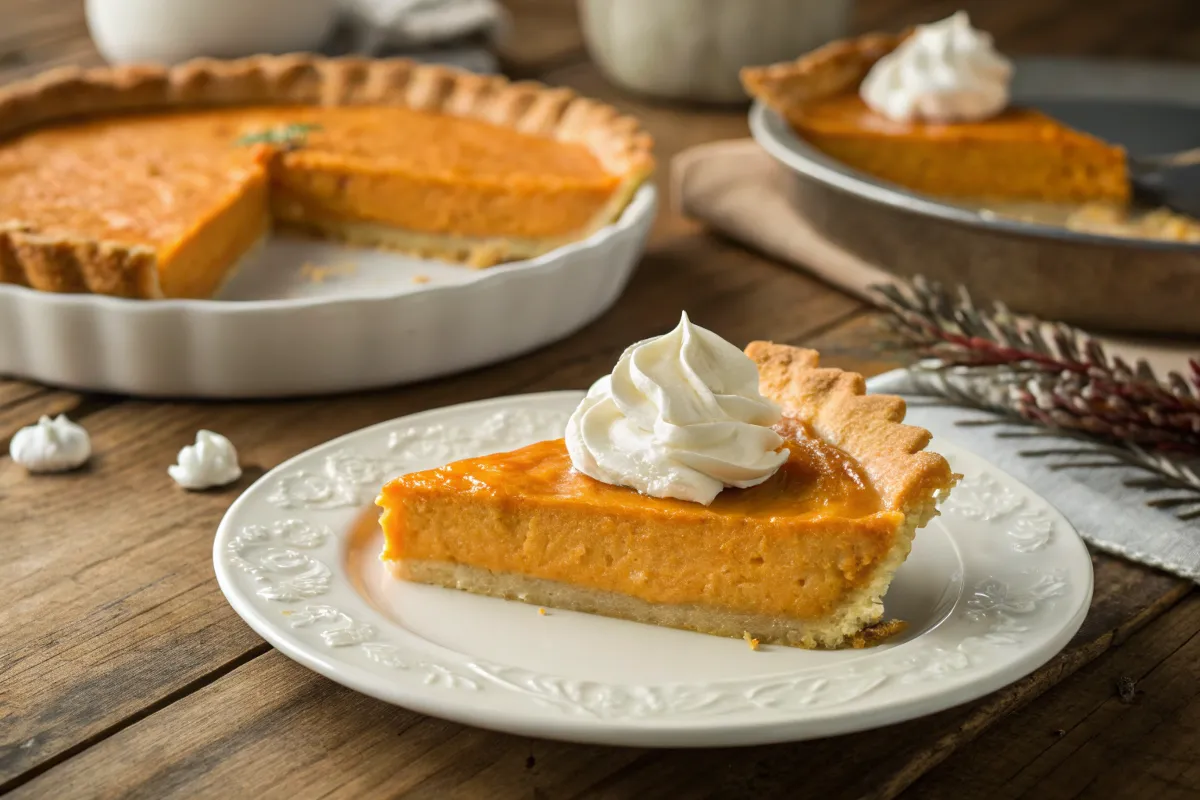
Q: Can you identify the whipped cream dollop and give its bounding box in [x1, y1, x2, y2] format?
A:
[565, 312, 787, 505]
[169, 430, 242, 490]
[9, 415, 92, 473]
[860, 11, 1012, 123]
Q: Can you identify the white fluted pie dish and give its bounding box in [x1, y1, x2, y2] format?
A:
[0, 185, 655, 398]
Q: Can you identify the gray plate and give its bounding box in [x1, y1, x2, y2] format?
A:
[749, 58, 1200, 334]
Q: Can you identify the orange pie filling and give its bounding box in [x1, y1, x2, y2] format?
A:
[157, 166, 271, 299]
[270, 160, 621, 240]
[379, 419, 905, 622]
[791, 96, 1129, 203]
[266, 106, 626, 244]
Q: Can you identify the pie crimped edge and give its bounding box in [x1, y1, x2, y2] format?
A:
[746, 341, 958, 647]
[739, 30, 911, 117]
[0, 55, 655, 299]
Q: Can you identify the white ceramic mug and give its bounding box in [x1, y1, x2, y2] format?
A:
[579, 0, 853, 103]
[85, 0, 339, 64]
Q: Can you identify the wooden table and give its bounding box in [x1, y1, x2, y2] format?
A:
[2, 1, 1198, 797]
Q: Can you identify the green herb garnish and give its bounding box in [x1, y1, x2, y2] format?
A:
[236, 123, 322, 150]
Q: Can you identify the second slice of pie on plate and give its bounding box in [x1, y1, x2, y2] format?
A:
[740, 12, 1128, 204]
[377, 315, 957, 649]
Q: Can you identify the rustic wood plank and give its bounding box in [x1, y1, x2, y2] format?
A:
[0, 0, 87, 50]
[0, 36, 100, 82]
[3, 0, 1199, 796]
[905, 593, 1200, 800]
[495, 0, 585, 75]
[0, 0, 98, 83]
[0, 10, 88, 59]
[0, 382, 51, 410]
[4, 651, 644, 800]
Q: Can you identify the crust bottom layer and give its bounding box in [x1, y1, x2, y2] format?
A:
[275, 214, 581, 268]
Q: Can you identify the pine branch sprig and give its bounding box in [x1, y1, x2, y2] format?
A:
[901, 373, 1200, 520]
[877, 277, 1200, 394]
[876, 277, 1200, 455]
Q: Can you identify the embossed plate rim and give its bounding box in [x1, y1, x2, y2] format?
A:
[213, 390, 1094, 747]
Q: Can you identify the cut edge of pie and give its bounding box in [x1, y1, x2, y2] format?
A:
[740, 30, 1130, 204]
[0, 55, 655, 298]
[377, 342, 958, 650]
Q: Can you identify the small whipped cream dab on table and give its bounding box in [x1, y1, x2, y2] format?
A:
[169, 430, 242, 490]
[565, 311, 788, 505]
[860, 11, 1013, 124]
[9, 415, 91, 473]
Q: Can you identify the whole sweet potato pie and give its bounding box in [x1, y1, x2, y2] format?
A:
[378, 343, 958, 649]
[0, 56, 653, 299]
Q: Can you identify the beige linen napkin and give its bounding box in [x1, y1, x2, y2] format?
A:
[671, 138, 1197, 377]
[672, 139, 889, 304]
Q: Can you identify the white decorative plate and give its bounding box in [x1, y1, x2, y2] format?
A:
[0, 187, 655, 399]
[213, 391, 1093, 747]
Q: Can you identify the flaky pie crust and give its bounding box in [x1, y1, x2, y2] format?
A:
[745, 340, 956, 510]
[0, 55, 655, 298]
[740, 30, 910, 117]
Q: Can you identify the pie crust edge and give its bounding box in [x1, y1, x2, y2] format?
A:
[745, 340, 956, 513]
[0, 55, 656, 298]
[740, 30, 909, 116]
